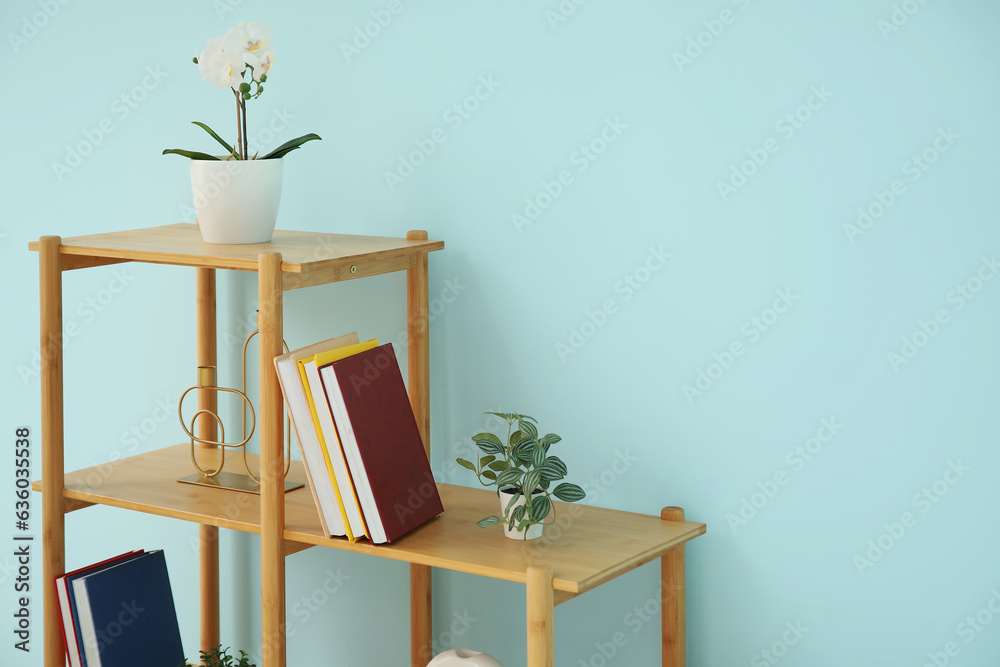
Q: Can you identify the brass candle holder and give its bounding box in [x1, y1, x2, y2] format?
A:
[177, 329, 303, 495]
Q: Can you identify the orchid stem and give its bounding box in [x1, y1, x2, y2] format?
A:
[232, 88, 243, 159]
[241, 97, 248, 160]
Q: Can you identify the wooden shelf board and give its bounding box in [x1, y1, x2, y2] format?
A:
[27, 224, 444, 286]
[32, 444, 704, 594]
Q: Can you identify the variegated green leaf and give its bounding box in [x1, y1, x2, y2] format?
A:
[509, 505, 527, 525]
[496, 468, 523, 488]
[523, 470, 542, 494]
[504, 491, 522, 515]
[531, 445, 546, 468]
[529, 495, 551, 522]
[553, 482, 586, 502]
[473, 432, 503, 447]
[539, 455, 567, 482]
[476, 440, 505, 456]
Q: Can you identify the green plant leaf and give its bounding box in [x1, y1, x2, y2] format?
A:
[475, 439, 505, 456]
[523, 470, 542, 494]
[529, 495, 551, 522]
[513, 440, 535, 464]
[553, 482, 586, 502]
[539, 456, 567, 482]
[456, 458, 476, 472]
[486, 411, 518, 422]
[519, 419, 538, 440]
[496, 468, 523, 488]
[487, 460, 509, 472]
[479, 454, 496, 466]
[473, 432, 503, 447]
[259, 132, 322, 159]
[482, 470, 497, 481]
[191, 121, 235, 155]
[505, 491, 522, 515]
[477, 515, 502, 528]
[531, 445, 546, 468]
[161, 149, 223, 160]
[539, 433, 562, 446]
[509, 429, 523, 446]
[509, 505, 527, 525]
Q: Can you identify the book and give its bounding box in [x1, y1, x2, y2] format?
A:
[55, 550, 144, 667]
[319, 342, 444, 544]
[71, 549, 184, 667]
[300, 339, 379, 541]
[273, 332, 360, 538]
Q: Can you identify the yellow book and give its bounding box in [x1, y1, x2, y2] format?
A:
[274, 332, 360, 539]
[298, 338, 378, 541]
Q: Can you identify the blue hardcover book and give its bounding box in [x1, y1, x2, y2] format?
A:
[60, 550, 145, 667]
[71, 550, 185, 667]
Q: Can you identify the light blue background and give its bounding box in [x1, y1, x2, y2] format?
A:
[3, 1, 999, 665]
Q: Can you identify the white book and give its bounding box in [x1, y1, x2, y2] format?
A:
[273, 334, 361, 538]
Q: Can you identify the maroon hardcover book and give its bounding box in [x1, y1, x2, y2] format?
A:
[319, 343, 443, 543]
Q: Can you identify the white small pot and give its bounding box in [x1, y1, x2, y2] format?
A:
[427, 648, 503, 667]
[190, 158, 283, 244]
[500, 488, 544, 541]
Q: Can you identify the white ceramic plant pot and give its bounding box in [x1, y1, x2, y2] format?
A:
[426, 648, 503, 667]
[500, 488, 544, 541]
[190, 158, 283, 244]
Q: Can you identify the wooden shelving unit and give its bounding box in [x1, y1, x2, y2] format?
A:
[31, 223, 705, 667]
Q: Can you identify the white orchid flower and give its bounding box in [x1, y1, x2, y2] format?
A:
[224, 21, 274, 62]
[245, 50, 275, 82]
[198, 36, 243, 90]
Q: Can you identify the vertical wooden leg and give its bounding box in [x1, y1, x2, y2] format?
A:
[40, 236, 65, 667]
[259, 254, 285, 667]
[196, 268, 220, 651]
[661, 507, 686, 667]
[526, 565, 554, 667]
[406, 230, 430, 455]
[407, 231, 433, 666]
[410, 564, 433, 666]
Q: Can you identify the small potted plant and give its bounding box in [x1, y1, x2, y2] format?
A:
[181, 645, 256, 667]
[457, 412, 586, 540]
[163, 21, 321, 244]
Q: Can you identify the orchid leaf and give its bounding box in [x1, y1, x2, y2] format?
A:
[161, 149, 223, 160]
[191, 121, 236, 156]
[260, 133, 322, 159]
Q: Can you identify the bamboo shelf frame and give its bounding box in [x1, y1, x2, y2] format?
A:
[32, 224, 705, 667]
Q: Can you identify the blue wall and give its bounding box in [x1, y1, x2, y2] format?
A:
[3, 1, 1000, 665]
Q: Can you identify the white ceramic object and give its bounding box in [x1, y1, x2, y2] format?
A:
[426, 648, 503, 667]
[190, 158, 283, 244]
[500, 489, 544, 541]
